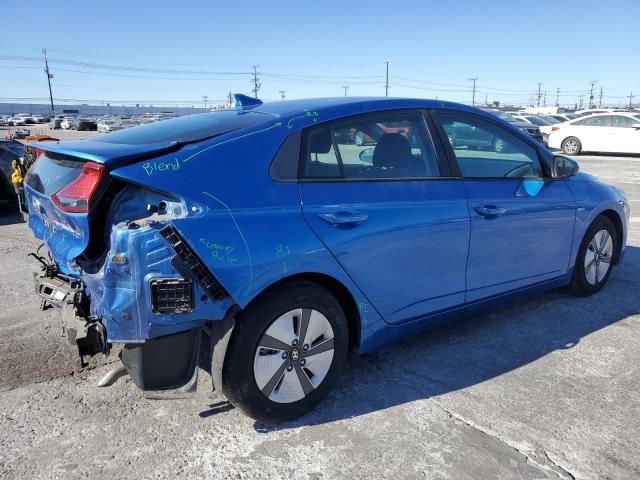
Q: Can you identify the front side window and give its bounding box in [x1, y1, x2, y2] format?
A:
[437, 112, 543, 179]
[610, 115, 635, 128]
[303, 113, 439, 180]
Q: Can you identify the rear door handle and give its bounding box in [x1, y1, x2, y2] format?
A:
[318, 212, 369, 225]
[474, 205, 507, 217]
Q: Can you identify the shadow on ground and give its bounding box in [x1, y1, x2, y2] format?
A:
[233, 246, 639, 430]
[0, 203, 25, 226]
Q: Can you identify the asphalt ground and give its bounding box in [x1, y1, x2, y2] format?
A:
[0, 137, 638, 479]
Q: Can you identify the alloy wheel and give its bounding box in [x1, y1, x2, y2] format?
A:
[584, 229, 613, 285]
[564, 139, 578, 154]
[253, 308, 335, 404]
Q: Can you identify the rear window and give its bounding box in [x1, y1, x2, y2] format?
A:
[97, 110, 270, 145]
[25, 155, 84, 195]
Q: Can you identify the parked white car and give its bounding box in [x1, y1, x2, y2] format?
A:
[547, 112, 640, 154]
[97, 119, 124, 133]
[8, 116, 26, 125]
[60, 117, 76, 130]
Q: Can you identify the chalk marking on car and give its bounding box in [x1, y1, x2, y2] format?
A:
[182, 122, 284, 164]
[202, 191, 254, 293]
[286, 110, 319, 129]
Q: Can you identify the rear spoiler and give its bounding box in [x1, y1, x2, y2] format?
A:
[31, 139, 180, 169]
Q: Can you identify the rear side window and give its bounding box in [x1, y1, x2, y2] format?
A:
[573, 116, 610, 127]
[610, 116, 635, 128]
[25, 154, 84, 195]
[437, 112, 543, 179]
[303, 113, 439, 180]
[97, 110, 270, 145]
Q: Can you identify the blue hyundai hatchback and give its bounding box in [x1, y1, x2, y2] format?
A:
[24, 95, 629, 423]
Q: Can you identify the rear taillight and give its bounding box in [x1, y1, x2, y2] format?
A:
[52, 162, 105, 213]
[32, 148, 45, 160]
[551, 126, 560, 132]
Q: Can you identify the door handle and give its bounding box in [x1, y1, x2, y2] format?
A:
[474, 205, 507, 217]
[318, 212, 369, 225]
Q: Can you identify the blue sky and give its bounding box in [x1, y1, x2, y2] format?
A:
[1, 0, 638, 108]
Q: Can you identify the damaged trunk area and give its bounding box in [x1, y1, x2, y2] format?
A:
[25, 151, 236, 391]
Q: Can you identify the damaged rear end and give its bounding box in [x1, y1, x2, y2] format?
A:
[23, 110, 267, 390]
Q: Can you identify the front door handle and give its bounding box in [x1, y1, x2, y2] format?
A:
[474, 205, 507, 217]
[318, 212, 369, 226]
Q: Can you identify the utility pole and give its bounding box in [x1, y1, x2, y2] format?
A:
[279, 90, 286, 101]
[384, 61, 390, 97]
[579, 95, 584, 109]
[555, 88, 560, 107]
[588, 80, 598, 108]
[536, 83, 542, 107]
[251, 65, 261, 98]
[599, 86, 603, 108]
[202, 95, 208, 110]
[543, 90, 547, 107]
[469, 77, 478, 106]
[42, 48, 55, 115]
[342, 85, 349, 96]
[227, 91, 233, 107]
[629, 92, 634, 109]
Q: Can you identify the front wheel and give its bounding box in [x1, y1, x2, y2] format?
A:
[570, 215, 617, 296]
[354, 131, 366, 146]
[222, 282, 349, 424]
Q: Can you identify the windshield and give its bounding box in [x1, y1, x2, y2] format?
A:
[97, 110, 271, 145]
[540, 116, 561, 124]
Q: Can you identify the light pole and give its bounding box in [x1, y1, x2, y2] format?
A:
[202, 96, 208, 110]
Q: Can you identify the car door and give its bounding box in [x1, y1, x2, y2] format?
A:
[432, 110, 576, 303]
[299, 111, 470, 325]
[609, 115, 640, 153]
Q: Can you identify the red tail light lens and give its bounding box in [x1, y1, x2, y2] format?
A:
[551, 126, 560, 132]
[52, 162, 105, 213]
[32, 148, 45, 160]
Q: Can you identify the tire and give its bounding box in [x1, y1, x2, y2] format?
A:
[354, 131, 366, 146]
[562, 136, 582, 155]
[570, 215, 617, 296]
[222, 281, 349, 424]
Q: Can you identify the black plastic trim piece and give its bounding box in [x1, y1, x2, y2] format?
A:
[159, 224, 229, 301]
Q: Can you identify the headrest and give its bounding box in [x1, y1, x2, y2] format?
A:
[372, 133, 412, 169]
[308, 130, 333, 154]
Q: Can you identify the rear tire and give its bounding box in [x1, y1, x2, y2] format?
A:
[570, 215, 617, 296]
[562, 136, 582, 155]
[354, 131, 366, 146]
[222, 281, 349, 424]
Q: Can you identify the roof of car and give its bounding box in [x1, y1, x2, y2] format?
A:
[250, 96, 465, 117]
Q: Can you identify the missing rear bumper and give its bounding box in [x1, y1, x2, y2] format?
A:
[33, 272, 108, 366]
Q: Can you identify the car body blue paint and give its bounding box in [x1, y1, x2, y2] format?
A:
[24, 97, 628, 354]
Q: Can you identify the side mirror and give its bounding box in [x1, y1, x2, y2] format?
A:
[359, 147, 375, 164]
[552, 155, 579, 178]
[632, 123, 640, 129]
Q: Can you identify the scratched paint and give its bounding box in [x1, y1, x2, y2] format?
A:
[287, 110, 319, 129]
[199, 238, 238, 265]
[141, 157, 181, 176]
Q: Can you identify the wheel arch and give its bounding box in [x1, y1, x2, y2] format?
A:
[598, 209, 624, 264]
[242, 272, 361, 350]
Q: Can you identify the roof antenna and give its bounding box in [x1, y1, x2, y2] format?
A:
[234, 94, 263, 110]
